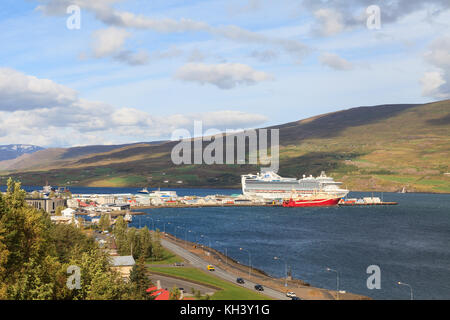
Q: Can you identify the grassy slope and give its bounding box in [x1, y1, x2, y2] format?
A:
[1, 100, 448, 192]
[148, 266, 270, 300]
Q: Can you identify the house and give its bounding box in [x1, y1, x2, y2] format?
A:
[50, 215, 81, 227]
[110, 255, 135, 280]
[26, 198, 66, 214]
[62, 207, 76, 217]
[146, 280, 187, 300]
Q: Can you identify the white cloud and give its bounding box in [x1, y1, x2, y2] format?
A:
[303, 0, 450, 36]
[92, 27, 130, 58]
[35, 0, 310, 63]
[0, 68, 269, 147]
[312, 8, 345, 36]
[319, 53, 353, 71]
[420, 71, 447, 98]
[0, 68, 77, 111]
[421, 36, 450, 99]
[175, 63, 274, 89]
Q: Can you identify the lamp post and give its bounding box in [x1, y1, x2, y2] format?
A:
[201, 234, 211, 249]
[147, 217, 154, 231]
[274, 256, 288, 287]
[326, 267, 340, 300]
[397, 282, 413, 300]
[240, 247, 251, 278]
[215, 241, 227, 265]
[185, 229, 192, 248]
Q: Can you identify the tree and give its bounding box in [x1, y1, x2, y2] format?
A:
[31, 191, 40, 199]
[169, 285, 181, 300]
[152, 229, 163, 260]
[98, 214, 111, 231]
[55, 206, 64, 216]
[129, 255, 152, 299]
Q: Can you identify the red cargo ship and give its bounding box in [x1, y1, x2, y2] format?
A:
[282, 197, 341, 207]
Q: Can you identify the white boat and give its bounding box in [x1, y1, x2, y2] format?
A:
[124, 213, 133, 222]
[241, 170, 349, 200]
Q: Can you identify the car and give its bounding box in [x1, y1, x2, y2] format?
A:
[286, 291, 296, 298]
[207, 265, 215, 271]
[291, 296, 302, 300]
[174, 262, 184, 267]
[236, 278, 245, 284]
[254, 284, 264, 291]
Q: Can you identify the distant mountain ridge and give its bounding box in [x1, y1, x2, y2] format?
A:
[0, 144, 44, 161]
[0, 100, 448, 193]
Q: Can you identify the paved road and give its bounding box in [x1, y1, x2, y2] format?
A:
[149, 273, 217, 296]
[161, 238, 290, 300]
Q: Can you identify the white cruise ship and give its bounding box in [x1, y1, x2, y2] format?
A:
[241, 170, 349, 200]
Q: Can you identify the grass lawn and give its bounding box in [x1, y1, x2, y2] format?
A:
[148, 266, 271, 300]
[146, 247, 184, 265]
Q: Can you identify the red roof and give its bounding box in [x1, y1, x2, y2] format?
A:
[147, 287, 170, 300]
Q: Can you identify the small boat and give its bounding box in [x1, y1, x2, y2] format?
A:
[124, 213, 133, 222]
[137, 187, 150, 195]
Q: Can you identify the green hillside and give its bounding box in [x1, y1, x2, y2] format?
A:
[0, 100, 449, 193]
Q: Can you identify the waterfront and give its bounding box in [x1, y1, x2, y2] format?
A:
[128, 190, 450, 300]
[4, 185, 449, 299]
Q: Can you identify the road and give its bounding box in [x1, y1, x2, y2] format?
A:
[149, 273, 217, 296]
[161, 238, 290, 300]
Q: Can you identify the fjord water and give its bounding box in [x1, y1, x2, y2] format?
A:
[129, 190, 450, 300]
[11, 186, 449, 299]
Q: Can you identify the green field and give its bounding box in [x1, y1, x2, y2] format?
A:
[148, 266, 271, 300]
[146, 247, 184, 265]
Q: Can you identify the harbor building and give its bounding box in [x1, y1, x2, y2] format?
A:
[26, 198, 66, 215]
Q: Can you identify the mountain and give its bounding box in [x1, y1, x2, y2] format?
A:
[0, 144, 44, 161]
[0, 100, 448, 193]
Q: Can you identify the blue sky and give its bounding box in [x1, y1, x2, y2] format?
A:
[0, 0, 449, 147]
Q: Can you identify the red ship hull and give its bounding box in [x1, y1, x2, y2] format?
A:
[282, 197, 341, 207]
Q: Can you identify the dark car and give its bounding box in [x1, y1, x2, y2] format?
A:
[236, 278, 245, 284]
[254, 284, 264, 291]
[291, 296, 301, 300]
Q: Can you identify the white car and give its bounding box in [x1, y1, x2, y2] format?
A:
[286, 291, 297, 298]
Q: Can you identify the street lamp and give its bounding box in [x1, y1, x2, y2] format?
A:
[200, 235, 211, 254]
[240, 247, 251, 278]
[215, 241, 228, 265]
[274, 256, 288, 287]
[397, 282, 413, 300]
[326, 267, 340, 300]
[147, 217, 154, 231]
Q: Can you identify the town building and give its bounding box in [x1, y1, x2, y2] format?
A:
[110, 255, 135, 281]
[26, 198, 66, 215]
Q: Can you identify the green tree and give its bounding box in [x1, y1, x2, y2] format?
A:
[151, 229, 163, 260]
[169, 285, 181, 300]
[55, 206, 65, 216]
[129, 255, 152, 299]
[98, 214, 111, 231]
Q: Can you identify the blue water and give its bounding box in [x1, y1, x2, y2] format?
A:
[127, 191, 449, 300]
[6, 185, 450, 299]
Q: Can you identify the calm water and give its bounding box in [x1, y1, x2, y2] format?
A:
[7, 185, 450, 299]
[127, 191, 449, 300]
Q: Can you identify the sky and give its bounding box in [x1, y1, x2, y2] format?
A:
[0, 0, 449, 147]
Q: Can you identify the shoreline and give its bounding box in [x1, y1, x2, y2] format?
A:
[1, 184, 450, 195]
[159, 231, 371, 300]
